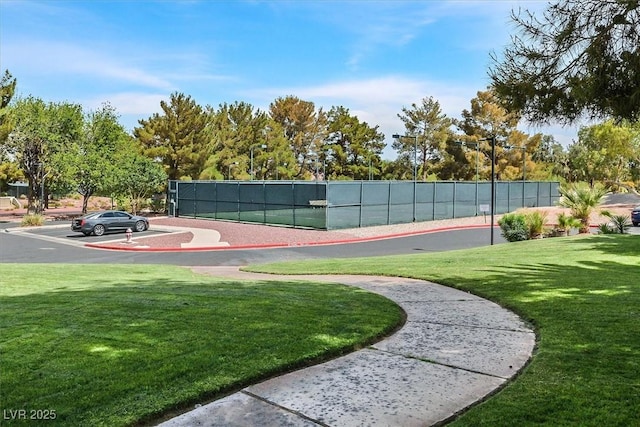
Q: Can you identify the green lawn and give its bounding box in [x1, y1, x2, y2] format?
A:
[0, 265, 403, 426]
[248, 234, 640, 426]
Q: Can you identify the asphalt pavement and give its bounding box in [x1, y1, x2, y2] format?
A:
[2, 213, 636, 426]
[0, 219, 506, 265]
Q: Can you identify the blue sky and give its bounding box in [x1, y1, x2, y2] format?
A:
[1, 0, 579, 158]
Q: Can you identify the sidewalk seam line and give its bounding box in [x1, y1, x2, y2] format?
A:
[240, 390, 329, 427]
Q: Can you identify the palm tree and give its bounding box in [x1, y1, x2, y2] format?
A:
[557, 182, 608, 233]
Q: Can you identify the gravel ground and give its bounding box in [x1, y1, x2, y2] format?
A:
[148, 217, 361, 247]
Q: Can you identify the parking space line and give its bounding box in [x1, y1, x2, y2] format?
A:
[5, 227, 89, 248]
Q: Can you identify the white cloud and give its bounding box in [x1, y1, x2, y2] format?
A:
[251, 75, 479, 158]
[257, 75, 475, 112]
[4, 40, 174, 90]
[252, 74, 578, 159]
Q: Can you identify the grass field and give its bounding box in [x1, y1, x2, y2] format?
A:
[0, 265, 403, 426]
[249, 234, 640, 426]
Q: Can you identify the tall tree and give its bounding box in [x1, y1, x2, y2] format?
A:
[0, 70, 20, 193]
[568, 120, 640, 188]
[532, 135, 570, 180]
[134, 92, 210, 180]
[6, 97, 83, 213]
[0, 70, 17, 143]
[0, 162, 24, 194]
[457, 89, 519, 139]
[395, 96, 452, 180]
[455, 89, 541, 181]
[325, 106, 385, 180]
[260, 120, 296, 180]
[490, 0, 640, 124]
[111, 152, 167, 214]
[73, 103, 133, 213]
[269, 96, 327, 179]
[208, 101, 256, 180]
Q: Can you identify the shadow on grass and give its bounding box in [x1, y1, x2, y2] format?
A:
[566, 233, 640, 256]
[0, 277, 403, 427]
[419, 239, 640, 426]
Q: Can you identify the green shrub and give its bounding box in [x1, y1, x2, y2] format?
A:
[150, 197, 166, 213]
[610, 214, 632, 234]
[599, 213, 631, 234]
[498, 213, 528, 242]
[557, 182, 608, 233]
[21, 214, 45, 227]
[524, 210, 548, 239]
[552, 212, 581, 236]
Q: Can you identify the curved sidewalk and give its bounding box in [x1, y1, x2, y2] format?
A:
[158, 267, 535, 427]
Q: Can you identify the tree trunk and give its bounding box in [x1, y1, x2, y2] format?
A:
[81, 192, 92, 214]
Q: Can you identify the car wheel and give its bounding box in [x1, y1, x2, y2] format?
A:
[134, 220, 147, 232]
[633, 222, 639, 227]
[93, 224, 106, 236]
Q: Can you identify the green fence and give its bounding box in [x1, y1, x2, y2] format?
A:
[168, 180, 560, 230]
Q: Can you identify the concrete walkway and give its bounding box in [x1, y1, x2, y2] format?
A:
[158, 267, 535, 427]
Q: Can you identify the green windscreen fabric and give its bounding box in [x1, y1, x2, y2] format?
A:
[170, 180, 560, 230]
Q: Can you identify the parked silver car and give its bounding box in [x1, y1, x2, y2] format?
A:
[71, 210, 149, 236]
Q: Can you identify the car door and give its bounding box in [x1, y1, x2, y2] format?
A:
[112, 211, 135, 230]
[98, 212, 116, 231]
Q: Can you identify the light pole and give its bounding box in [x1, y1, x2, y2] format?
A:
[324, 147, 334, 181]
[392, 133, 418, 221]
[312, 153, 326, 181]
[455, 141, 480, 216]
[250, 144, 267, 180]
[479, 136, 496, 245]
[228, 161, 238, 180]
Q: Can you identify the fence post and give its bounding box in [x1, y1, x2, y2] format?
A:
[263, 181, 267, 224]
[359, 180, 364, 227]
[387, 181, 392, 225]
[325, 181, 330, 230]
[193, 181, 197, 218]
[452, 181, 457, 219]
[292, 181, 296, 227]
[236, 181, 240, 221]
[432, 182, 437, 221]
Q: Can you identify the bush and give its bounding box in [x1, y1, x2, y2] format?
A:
[498, 213, 529, 242]
[524, 211, 548, 239]
[597, 223, 616, 234]
[598, 213, 631, 234]
[557, 182, 608, 233]
[150, 197, 166, 213]
[21, 214, 45, 227]
[552, 212, 581, 236]
[609, 215, 632, 234]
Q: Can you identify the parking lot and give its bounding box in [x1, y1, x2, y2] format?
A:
[5, 221, 171, 247]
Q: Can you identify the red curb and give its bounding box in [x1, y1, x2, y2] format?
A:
[84, 224, 492, 252]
